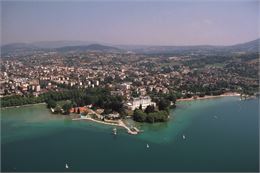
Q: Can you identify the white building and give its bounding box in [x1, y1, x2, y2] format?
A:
[35, 85, 41, 92]
[128, 96, 156, 110]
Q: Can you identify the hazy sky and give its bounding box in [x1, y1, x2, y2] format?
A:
[2, 0, 259, 46]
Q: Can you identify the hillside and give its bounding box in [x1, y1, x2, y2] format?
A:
[131, 39, 260, 54]
[1, 39, 259, 55]
[56, 44, 121, 52]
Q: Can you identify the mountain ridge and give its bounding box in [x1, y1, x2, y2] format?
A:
[1, 38, 259, 55]
[55, 44, 121, 52]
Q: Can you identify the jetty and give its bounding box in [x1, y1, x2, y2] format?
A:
[72, 116, 139, 135]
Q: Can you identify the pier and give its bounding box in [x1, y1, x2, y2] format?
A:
[72, 116, 139, 135]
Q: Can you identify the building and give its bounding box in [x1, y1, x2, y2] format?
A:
[128, 96, 156, 110]
[35, 85, 41, 92]
[111, 90, 124, 96]
[120, 82, 131, 90]
[69, 106, 90, 114]
[106, 112, 120, 119]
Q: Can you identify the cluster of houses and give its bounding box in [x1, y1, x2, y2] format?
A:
[69, 105, 121, 120]
[0, 77, 41, 96]
[1, 51, 258, 105]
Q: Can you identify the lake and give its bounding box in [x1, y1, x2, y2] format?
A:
[1, 96, 259, 172]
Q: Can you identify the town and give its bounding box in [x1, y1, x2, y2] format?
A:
[1, 0, 259, 171]
[1, 44, 259, 131]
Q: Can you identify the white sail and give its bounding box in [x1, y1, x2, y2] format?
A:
[182, 135, 186, 140]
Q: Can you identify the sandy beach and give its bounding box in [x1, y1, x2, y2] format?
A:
[176, 92, 240, 102]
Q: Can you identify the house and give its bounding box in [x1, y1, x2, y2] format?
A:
[128, 96, 156, 110]
[96, 108, 104, 114]
[69, 106, 90, 114]
[106, 112, 120, 119]
[120, 82, 131, 90]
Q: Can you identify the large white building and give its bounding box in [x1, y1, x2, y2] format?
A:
[128, 96, 156, 110]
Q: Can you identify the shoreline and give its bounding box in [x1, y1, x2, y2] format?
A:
[0, 92, 247, 109]
[176, 92, 241, 102]
[1, 102, 46, 109]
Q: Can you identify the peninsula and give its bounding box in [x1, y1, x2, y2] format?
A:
[1, 40, 259, 135]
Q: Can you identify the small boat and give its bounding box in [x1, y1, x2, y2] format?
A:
[65, 163, 69, 169]
[182, 135, 186, 140]
[146, 144, 149, 148]
[113, 127, 117, 135]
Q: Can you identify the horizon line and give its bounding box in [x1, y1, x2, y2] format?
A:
[2, 37, 259, 47]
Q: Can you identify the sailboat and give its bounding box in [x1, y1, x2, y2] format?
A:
[182, 135, 186, 140]
[113, 127, 117, 135]
[65, 163, 69, 169]
[146, 144, 149, 148]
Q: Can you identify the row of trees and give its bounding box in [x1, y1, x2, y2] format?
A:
[1, 89, 84, 108]
[1, 95, 45, 107]
[46, 88, 124, 115]
[1, 88, 124, 115]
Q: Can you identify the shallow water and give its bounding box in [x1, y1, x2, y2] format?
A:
[1, 97, 259, 172]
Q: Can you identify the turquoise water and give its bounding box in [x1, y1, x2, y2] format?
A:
[1, 97, 259, 172]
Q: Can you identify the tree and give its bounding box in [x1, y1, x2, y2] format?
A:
[133, 109, 147, 122]
[146, 114, 154, 123]
[145, 105, 155, 114]
[53, 106, 62, 114]
[103, 108, 113, 115]
[139, 104, 142, 110]
[62, 103, 72, 115]
[132, 91, 140, 98]
[158, 98, 170, 111]
[147, 111, 168, 123]
[175, 92, 183, 99]
[167, 92, 177, 104]
[46, 99, 57, 108]
[198, 92, 205, 97]
[77, 108, 81, 114]
[185, 93, 192, 98]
